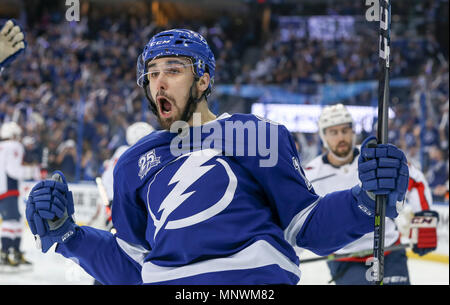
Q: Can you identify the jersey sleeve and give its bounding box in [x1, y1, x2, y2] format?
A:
[5, 142, 39, 181]
[406, 164, 433, 212]
[56, 226, 143, 284]
[5, 142, 24, 180]
[242, 120, 373, 256]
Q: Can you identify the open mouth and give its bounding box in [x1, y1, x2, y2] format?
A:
[157, 96, 173, 118]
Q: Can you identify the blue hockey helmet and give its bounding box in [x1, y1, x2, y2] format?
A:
[137, 29, 215, 96]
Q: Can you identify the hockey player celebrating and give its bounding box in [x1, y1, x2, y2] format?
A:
[25, 29, 410, 284]
[0, 122, 39, 271]
[0, 19, 26, 74]
[304, 104, 439, 285]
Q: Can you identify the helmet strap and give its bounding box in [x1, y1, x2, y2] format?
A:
[180, 77, 206, 123]
[143, 84, 158, 116]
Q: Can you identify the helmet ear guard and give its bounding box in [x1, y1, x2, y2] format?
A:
[143, 84, 157, 116]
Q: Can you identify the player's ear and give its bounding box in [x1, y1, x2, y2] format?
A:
[196, 73, 210, 95]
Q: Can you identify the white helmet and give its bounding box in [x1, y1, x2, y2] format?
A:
[318, 104, 354, 144]
[0, 122, 22, 140]
[126, 122, 154, 146]
[318, 104, 356, 161]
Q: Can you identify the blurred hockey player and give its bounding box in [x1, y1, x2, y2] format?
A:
[304, 104, 439, 285]
[0, 122, 40, 271]
[25, 29, 409, 284]
[100, 121, 154, 231]
[101, 122, 155, 214]
[0, 19, 26, 75]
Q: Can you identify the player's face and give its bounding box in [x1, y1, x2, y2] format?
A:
[324, 123, 354, 157]
[147, 57, 196, 129]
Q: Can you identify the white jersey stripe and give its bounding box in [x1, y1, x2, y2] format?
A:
[116, 237, 150, 267]
[284, 197, 321, 247]
[141, 239, 301, 284]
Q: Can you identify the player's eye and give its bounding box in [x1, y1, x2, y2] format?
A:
[165, 67, 181, 75]
[148, 71, 159, 78]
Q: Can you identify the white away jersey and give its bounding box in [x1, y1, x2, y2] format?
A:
[101, 145, 129, 201]
[0, 140, 35, 197]
[304, 148, 432, 255]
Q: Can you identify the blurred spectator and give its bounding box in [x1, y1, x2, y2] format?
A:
[438, 102, 449, 151]
[81, 141, 97, 181]
[426, 146, 449, 202]
[294, 132, 319, 166]
[22, 136, 42, 166]
[55, 139, 77, 182]
[422, 118, 440, 149]
[0, 2, 447, 187]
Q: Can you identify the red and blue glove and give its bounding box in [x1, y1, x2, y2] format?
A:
[352, 136, 409, 218]
[25, 171, 78, 253]
[409, 210, 439, 256]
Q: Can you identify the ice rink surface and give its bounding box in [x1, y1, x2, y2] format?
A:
[298, 249, 449, 285]
[0, 228, 448, 285]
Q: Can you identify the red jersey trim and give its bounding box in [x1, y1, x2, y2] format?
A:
[0, 190, 20, 200]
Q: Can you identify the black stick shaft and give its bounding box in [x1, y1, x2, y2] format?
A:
[374, 0, 391, 285]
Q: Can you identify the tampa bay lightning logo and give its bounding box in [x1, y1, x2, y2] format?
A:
[146, 148, 237, 238]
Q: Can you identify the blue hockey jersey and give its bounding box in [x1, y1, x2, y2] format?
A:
[56, 113, 374, 284]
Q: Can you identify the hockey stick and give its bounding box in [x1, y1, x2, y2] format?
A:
[91, 176, 115, 232]
[95, 177, 110, 207]
[373, 0, 391, 285]
[85, 177, 109, 227]
[300, 243, 408, 264]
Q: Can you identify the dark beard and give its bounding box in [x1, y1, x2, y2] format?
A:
[157, 84, 200, 131]
[156, 104, 181, 130]
[157, 116, 174, 131]
[331, 142, 352, 158]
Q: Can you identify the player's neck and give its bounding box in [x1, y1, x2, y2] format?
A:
[187, 100, 217, 127]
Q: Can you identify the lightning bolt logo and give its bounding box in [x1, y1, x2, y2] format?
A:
[151, 149, 223, 238]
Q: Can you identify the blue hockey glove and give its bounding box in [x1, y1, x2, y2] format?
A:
[352, 136, 409, 218]
[0, 19, 26, 69]
[25, 171, 78, 253]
